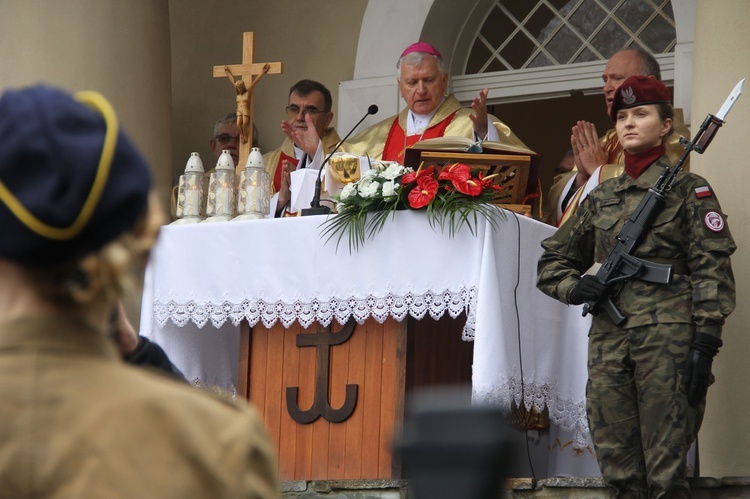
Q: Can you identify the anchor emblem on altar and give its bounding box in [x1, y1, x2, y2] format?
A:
[286, 318, 359, 424]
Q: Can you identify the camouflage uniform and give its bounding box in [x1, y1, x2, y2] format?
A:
[537, 156, 736, 498]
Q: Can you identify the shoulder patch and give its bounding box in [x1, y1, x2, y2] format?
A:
[694, 186, 712, 199]
[703, 210, 726, 233]
[600, 197, 621, 207]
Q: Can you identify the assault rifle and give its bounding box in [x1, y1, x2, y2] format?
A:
[582, 79, 745, 326]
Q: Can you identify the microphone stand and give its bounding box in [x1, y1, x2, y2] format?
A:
[301, 104, 378, 216]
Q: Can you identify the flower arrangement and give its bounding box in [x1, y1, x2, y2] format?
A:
[322, 161, 507, 251]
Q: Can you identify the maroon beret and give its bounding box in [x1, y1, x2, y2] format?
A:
[610, 75, 671, 122]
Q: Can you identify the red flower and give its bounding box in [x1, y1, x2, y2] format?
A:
[402, 165, 435, 185]
[479, 172, 502, 192]
[408, 175, 439, 208]
[438, 163, 484, 196]
[438, 163, 471, 182]
[452, 175, 483, 196]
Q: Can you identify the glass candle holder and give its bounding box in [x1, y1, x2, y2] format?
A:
[235, 147, 270, 220]
[205, 150, 236, 222]
[173, 152, 206, 224]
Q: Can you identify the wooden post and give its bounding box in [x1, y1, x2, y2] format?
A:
[213, 32, 282, 171]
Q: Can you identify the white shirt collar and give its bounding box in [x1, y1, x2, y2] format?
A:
[406, 97, 446, 135]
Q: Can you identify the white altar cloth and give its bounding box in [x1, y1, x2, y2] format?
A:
[140, 210, 594, 455]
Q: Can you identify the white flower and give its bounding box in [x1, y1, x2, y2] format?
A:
[340, 183, 357, 201]
[382, 180, 398, 199]
[358, 177, 380, 198]
[380, 162, 404, 180]
[361, 168, 378, 180]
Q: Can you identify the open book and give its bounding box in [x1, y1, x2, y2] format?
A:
[409, 136, 536, 156]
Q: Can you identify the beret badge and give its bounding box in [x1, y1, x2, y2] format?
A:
[622, 86, 636, 106]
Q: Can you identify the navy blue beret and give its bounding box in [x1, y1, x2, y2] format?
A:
[0, 85, 151, 265]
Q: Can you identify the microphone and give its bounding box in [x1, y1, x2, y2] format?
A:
[301, 104, 379, 216]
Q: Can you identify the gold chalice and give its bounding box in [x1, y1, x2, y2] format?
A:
[329, 155, 360, 185]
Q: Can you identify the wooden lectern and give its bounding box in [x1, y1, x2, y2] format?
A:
[238, 313, 472, 481]
[404, 141, 540, 218]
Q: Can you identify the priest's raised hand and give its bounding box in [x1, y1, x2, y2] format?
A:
[281, 112, 321, 158]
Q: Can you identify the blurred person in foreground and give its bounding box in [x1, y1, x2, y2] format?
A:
[0, 85, 280, 498]
[537, 76, 735, 498]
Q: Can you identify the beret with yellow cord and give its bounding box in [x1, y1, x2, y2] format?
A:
[0, 85, 151, 265]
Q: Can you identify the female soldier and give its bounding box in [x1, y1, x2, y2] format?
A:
[0, 86, 280, 498]
[537, 76, 735, 498]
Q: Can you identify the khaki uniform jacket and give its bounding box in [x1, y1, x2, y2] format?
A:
[538, 156, 736, 338]
[0, 314, 280, 498]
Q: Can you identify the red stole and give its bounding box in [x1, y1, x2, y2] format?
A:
[382, 111, 457, 162]
[273, 152, 299, 192]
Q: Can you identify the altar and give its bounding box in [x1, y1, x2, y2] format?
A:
[139, 209, 597, 478]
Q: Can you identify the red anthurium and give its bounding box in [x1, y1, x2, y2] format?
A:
[479, 172, 502, 192]
[439, 163, 484, 195]
[438, 163, 471, 182]
[453, 175, 483, 196]
[402, 165, 435, 185]
[408, 175, 439, 208]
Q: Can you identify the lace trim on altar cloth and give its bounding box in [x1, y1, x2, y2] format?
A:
[473, 376, 591, 449]
[153, 287, 478, 340]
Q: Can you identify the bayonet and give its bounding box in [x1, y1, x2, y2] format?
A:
[691, 79, 744, 154]
[715, 78, 744, 121]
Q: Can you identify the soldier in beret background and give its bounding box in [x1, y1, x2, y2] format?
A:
[0, 85, 280, 498]
[537, 76, 736, 497]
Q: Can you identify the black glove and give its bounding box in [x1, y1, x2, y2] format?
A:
[569, 275, 606, 305]
[683, 333, 722, 407]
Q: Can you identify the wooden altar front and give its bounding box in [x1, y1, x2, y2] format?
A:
[238, 315, 471, 481]
[141, 211, 594, 480]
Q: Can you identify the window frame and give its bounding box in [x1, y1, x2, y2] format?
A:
[451, 53, 675, 105]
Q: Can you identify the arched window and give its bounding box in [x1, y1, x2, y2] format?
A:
[465, 0, 676, 74]
[451, 0, 679, 106]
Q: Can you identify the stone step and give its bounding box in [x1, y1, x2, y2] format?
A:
[280, 477, 750, 498]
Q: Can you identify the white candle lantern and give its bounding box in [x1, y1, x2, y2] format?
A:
[172, 152, 206, 224]
[235, 147, 270, 220]
[204, 149, 236, 222]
